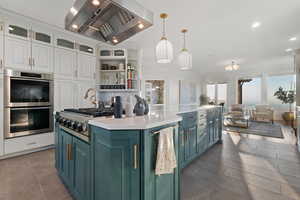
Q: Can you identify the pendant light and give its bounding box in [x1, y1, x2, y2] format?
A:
[225, 61, 240, 71]
[156, 13, 173, 63]
[178, 29, 192, 70]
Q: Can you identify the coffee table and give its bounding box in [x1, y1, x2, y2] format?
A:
[224, 113, 251, 128]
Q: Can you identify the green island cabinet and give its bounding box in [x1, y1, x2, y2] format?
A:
[178, 107, 222, 168]
[55, 106, 222, 200]
[55, 122, 179, 200]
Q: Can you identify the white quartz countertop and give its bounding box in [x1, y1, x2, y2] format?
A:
[88, 105, 221, 130]
[89, 111, 182, 130]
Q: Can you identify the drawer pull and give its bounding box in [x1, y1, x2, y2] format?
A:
[27, 142, 37, 146]
[133, 144, 138, 169]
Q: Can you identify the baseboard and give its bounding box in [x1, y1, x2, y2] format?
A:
[0, 145, 55, 160]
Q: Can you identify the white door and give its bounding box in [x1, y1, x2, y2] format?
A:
[74, 81, 96, 108]
[77, 53, 96, 80]
[55, 79, 76, 111]
[32, 42, 53, 73]
[54, 48, 76, 79]
[5, 36, 31, 71]
[0, 35, 4, 73]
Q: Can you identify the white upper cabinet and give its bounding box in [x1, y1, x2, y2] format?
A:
[4, 19, 30, 40]
[5, 36, 31, 71]
[0, 23, 4, 73]
[54, 47, 76, 79]
[77, 53, 96, 81]
[31, 42, 53, 73]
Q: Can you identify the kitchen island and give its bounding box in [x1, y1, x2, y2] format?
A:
[55, 105, 222, 200]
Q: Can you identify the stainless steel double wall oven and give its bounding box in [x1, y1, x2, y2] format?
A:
[4, 69, 54, 139]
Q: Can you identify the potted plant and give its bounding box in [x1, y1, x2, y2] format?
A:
[274, 86, 295, 122]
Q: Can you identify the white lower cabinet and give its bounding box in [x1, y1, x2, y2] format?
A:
[5, 36, 31, 71]
[54, 79, 77, 111]
[4, 132, 54, 155]
[74, 80, 96, 108]
[31, 42, 53, 73]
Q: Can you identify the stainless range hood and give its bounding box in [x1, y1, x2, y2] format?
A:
[65, 0, 153, 45]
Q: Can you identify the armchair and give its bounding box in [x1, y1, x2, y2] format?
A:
[253, 105, 274, 124]
[228, 104, 244, 116]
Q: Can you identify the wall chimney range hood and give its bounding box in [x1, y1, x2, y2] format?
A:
[65, 0, 153, 45]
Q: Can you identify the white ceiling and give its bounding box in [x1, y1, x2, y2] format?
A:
[1, 0, 300, 74]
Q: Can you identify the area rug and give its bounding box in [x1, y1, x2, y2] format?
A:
[224, 121, 284, 138]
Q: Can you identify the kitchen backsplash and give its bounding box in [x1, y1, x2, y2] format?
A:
[97, 91, 139, 106]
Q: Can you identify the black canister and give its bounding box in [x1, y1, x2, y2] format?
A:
[114, 96, 123, 118]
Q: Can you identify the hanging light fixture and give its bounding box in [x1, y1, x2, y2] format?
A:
[156, 13, 173, 64]
[225, 61, 240, 71]
[178, 29, 192, 70]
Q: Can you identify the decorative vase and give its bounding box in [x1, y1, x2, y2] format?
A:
[114, 96, 123, 118]
[125, 95, 134, 117]
[143, 99, 149, 115]
[134, 95, 145, 116]
[282, 112, 295, 123]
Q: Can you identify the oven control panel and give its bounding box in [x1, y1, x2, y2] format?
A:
[56, 112, 92, 142]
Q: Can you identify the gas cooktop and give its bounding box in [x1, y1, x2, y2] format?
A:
[64, 108, 114, 117]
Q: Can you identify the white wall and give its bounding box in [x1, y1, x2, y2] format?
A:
[140, 47, 202, 106]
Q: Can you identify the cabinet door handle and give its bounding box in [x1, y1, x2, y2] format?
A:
[181, 131, 184, 146]
[133, 144, 138, 169]
[67, 144, 72, 160]
[33, 58, 35, 66]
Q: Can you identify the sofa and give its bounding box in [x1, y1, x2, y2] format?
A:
[253, 105, 274, 124]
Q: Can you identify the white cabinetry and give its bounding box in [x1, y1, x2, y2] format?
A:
[4, 20, 54, 73]
[54, 79, 77, 111]
[77, 53, 96, 80]
[31, 42, 53, 72]
[5, 36, 31, 71]
[0, 75, 3, 156]
[54, 48, 76, 79]
[0, 34, 3, 74]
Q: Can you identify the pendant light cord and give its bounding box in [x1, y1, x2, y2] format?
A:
[162, 18, 166, 38]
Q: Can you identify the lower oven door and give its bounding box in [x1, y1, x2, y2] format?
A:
[4, 106, 53, 139]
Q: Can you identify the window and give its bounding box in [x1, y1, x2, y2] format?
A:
[217, 84, 227, 105]
[206, 84, 216, 104]
[145, 80, 165, 105]
[241, 77, 262, 105]
[206, 83, 227, 106]
[267, 74, 296, 110]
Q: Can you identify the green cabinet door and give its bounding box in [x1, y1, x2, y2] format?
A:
[92, 128, 140, 200]
[178, 127, 185, 167]
[183, 128, 190, 161]
[142, 125, 179, 200]
[55, 122, 60, 170]
[59, 130, 74, 187]
[72, 137, 91, 200]
[188, 126, 197, 158]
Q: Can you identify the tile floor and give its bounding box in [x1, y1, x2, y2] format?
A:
[0, 126, 299, 200]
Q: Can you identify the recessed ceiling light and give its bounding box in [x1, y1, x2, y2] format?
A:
[285, 48, 293, 52]
[251, 21, 261, 29]
[70, 7, 78, 16]
[138, 23, 144, 29]
[72, 24, 78, 29]
[289, 37, 297, 41]
[112, 38, 118, 43]
[92, 0, 100, 6]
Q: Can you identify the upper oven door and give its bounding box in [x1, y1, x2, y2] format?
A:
[5, 77, 53, 107]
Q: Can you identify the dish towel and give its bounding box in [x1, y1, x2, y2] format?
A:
[155, 127, 177, 175]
